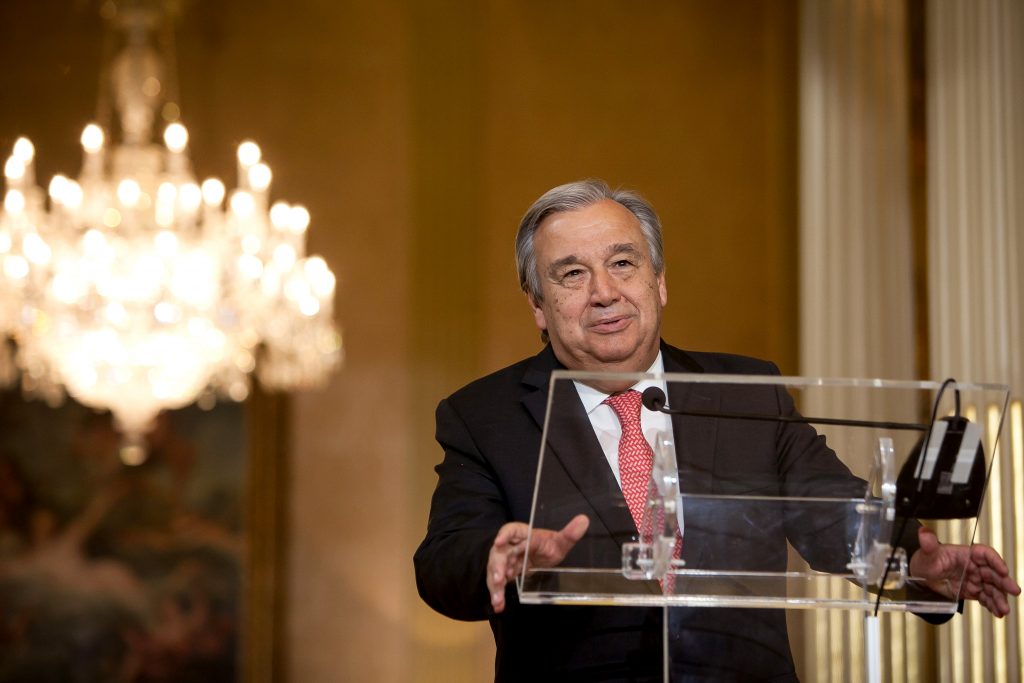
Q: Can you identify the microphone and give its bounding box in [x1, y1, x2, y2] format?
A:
[641, 386, 667, 412]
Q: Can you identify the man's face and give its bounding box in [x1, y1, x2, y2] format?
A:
[528, 199, 667, 373]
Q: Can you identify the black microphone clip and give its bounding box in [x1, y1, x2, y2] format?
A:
[641, 386, 667, 412]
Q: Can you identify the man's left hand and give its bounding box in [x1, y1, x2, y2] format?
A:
[909, 526, 1021, 617]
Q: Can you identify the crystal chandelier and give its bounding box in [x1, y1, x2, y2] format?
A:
[0, 5, 340, 461]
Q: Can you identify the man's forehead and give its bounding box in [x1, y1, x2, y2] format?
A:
[536, 203, 642, 250]
[538, 199, 638, 230]
[545, 242, 644, 268]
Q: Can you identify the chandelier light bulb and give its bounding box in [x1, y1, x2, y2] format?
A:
[51, 272, 82, 305]
[12, 138, 35, 163]
[230, 190, 255, 217]
[227, 381, 248, 402]
[237, 253, 263, 280]
[288, 205, 311, 234]
[304, 257, 336, 298]
[4, 157, 25, 181]
[154, 230, 178, 256]
[178, 183, 202, 212]
[241, 234, 262, 255]
[81, 123, 105, 153]
[3, 255, 29, 280]
[51, 177, 84, 209]
[3, 189, 25, 214]
[102, 208, 122, 228]
[48, 174, 68, 201]
[66, 181, 85, 209]
[163, 122, 189, 153]
[304, 255, 328, 277]
[64, 180, 84, 209]
[83, 228, 108, 255]
[201, 177, 225, 206]
[298, 296, 321, 317]
[22, 233, 52, 266]
[153, 301, 181, 324]
[269, 201, 290, 229]
[104, 301, 129, 327]
[237, 140, 261, 167]
[117, 178, 142, 207]
[248, 162, 272, 191]
[273, 243, 297, 270]
[156, 181, 177, 204]
[283, 272, 307, 303]
[120, 442, 147, 467]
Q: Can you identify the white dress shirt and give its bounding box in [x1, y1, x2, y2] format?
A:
[573, 352, 683, 533]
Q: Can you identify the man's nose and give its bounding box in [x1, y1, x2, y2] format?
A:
[589, 269, 619, 306]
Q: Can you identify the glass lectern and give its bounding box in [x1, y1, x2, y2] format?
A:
[517, 372, 1009, 679]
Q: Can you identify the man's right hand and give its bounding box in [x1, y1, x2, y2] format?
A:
[487, 514, 590, 613]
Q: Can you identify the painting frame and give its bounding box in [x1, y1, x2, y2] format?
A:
[0, 384, 290, 683]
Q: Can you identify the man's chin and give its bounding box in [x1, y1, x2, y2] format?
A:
[552, 335, 657, 374]
[582, 342, 654, 373]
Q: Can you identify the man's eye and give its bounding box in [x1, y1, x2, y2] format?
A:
[561, 269, 584, 280]
[611, 259, 635, 269]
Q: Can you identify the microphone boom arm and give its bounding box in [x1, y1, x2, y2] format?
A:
[640, 386, 927, 432]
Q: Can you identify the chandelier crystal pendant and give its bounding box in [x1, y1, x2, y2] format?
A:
[0, 5, 341, 462]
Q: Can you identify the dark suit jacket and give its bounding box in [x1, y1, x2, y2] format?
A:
[414, 343, 904, 682]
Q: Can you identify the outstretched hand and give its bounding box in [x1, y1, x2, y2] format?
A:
[486, 514, 590, 613]
[909, 526, 1021, 617]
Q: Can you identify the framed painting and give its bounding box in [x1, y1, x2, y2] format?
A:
[0, 386, 288, 683]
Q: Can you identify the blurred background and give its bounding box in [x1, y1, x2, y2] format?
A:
[0, 0, 1020, 681]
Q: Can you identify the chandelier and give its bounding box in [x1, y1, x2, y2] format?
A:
[0, 5, 340, 461]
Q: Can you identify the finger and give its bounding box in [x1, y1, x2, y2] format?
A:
[506, 554, 524, 581]
[489, 544, 525, 586]
[972, 577, 1012, 617]
[994, 590, 1011, 617]
[488, 556, 515, 613]
[917, 526, 941, 554]
[493, 522, 529, 549]
[560, 514, 590, 543]
[984, 584, 1009, 617]
[973, 563, 1021, 596]
[487, 550, 508, 608]
[529, 515, 591, 567]
[970, 544, 1010, 575]
[488, 526, 528, 613]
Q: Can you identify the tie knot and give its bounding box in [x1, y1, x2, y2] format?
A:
[604, 389, 643, 427]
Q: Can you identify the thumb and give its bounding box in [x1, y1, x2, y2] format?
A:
[561, 514, 590, 543]
[917, 526, 940, 554]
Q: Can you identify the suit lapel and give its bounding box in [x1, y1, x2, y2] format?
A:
[662, 344, 720, 496]
[520, 348, 639, 548]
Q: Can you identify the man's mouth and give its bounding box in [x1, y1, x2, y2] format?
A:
[589, 315, 631, 333]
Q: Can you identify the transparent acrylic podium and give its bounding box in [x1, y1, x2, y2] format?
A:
[516, 372, 1009, 679]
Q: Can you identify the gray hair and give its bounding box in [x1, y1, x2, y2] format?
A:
[515, 179, 664, 300]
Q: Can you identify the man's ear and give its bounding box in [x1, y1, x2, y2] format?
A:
[658, 271, 668, 307]
[527, 293, 547, 332]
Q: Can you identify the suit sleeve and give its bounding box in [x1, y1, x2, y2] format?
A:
[413, 398, 512, 621]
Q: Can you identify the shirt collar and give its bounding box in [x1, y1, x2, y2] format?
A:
[574, 352, 667, 415]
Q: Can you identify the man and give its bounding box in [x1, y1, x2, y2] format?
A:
[414, 180, 1019, 681]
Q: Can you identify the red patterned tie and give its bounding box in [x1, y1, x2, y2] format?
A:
[604, 390, 654, 534]
[604, 389, 682, 591]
